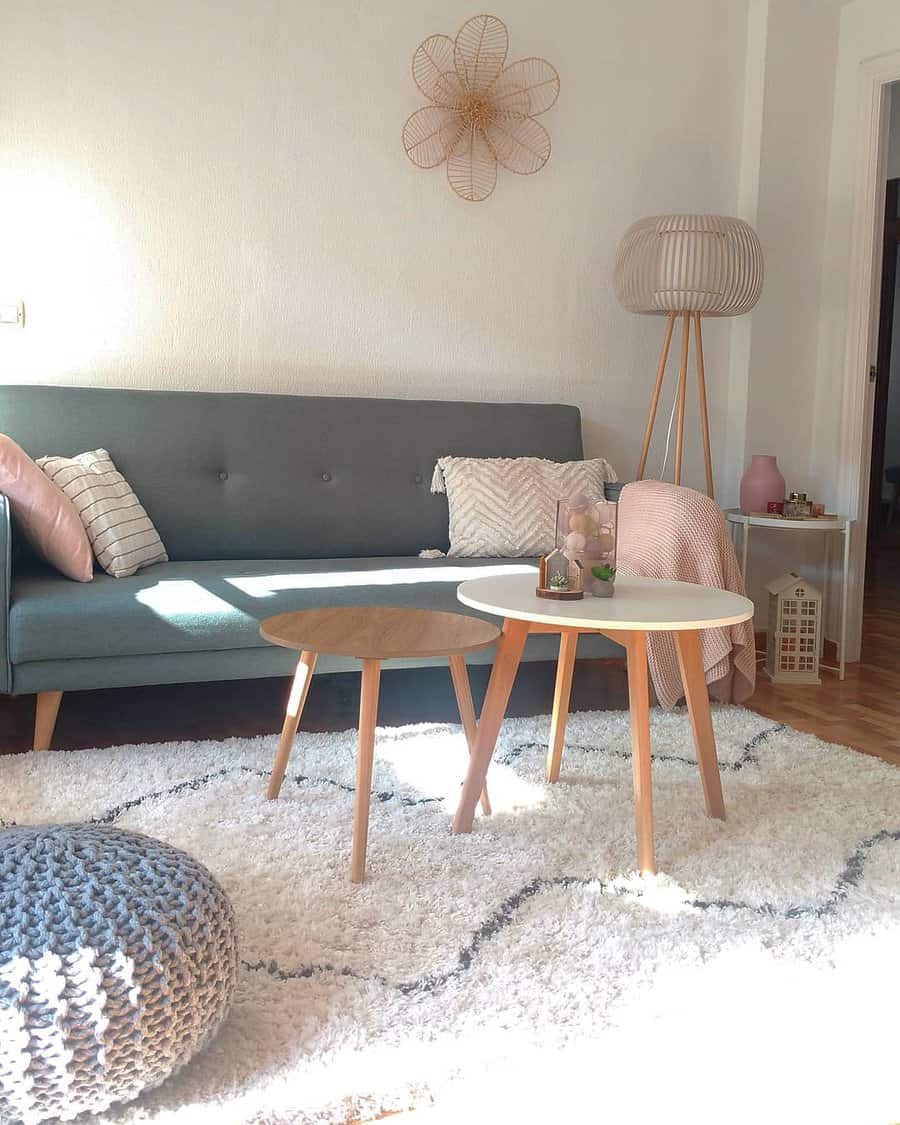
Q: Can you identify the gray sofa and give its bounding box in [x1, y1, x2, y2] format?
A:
[0, 385, 620, 749]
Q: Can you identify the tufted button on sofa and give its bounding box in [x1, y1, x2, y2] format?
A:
[0, 387, 621, 748]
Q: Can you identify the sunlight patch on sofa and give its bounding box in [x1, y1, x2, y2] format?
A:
[135, 581, 248, 630]
[224, 563, 537, 599]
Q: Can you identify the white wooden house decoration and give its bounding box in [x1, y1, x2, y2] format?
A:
[765, 572, 822, 684]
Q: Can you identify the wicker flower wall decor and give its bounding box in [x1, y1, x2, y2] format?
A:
[402, 14, 560, 202]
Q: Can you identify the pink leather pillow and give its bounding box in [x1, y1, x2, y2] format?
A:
[0, 434, 93, 582]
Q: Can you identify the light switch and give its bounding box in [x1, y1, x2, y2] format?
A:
[0, 302, 25, 327]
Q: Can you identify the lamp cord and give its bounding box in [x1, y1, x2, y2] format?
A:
[659, 382, 679, 480]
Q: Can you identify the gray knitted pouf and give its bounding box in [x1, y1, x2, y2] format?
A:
[0, 824, 238, 1124]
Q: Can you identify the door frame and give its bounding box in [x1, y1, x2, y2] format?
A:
[837, 53, 900, 660]
[866, 178, 900, 555]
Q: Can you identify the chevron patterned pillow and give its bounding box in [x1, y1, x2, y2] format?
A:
[430, 456, 618, 558]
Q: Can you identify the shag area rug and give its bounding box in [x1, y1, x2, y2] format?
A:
[2, 707, 899, 1125]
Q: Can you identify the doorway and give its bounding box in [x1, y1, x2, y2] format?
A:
[863, 80, 900, 649]
[866, 179, 900, 561]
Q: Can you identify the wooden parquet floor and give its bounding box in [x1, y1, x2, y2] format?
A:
[749, 533, 900, 766]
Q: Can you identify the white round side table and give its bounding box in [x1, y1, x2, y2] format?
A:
[723, 509, 853, 680]
[453, 572, 753, 875]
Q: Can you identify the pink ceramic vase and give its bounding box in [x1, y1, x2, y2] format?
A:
[740, 455, 785, 514]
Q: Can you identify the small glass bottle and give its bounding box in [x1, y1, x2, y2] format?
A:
[784, 492, 812, 518]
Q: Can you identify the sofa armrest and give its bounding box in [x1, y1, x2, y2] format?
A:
[0, 494, 10, 693]
[604, 481, 627, 503]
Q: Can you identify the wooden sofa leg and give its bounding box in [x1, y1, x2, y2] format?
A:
[34, 691, 63, 752]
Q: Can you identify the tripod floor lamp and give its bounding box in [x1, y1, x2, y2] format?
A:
[613, 214, 763, 499]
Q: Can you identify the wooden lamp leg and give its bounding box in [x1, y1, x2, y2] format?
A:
[33, 691, 63, 752]
[636, 312, 677, 480]
[546, 630, 578, 782]
[673, 312, 690, 486]
[637, 310, 715, 494]
[351, 658, 382, 883]
[448, 654, 491, 816]
[267, 650, 317, 799]
[693, 312, 714, 499]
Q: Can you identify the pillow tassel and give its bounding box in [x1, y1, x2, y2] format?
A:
[430, 462, 447, 494]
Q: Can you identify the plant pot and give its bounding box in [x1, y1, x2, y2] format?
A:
[590, 577, 615, 598]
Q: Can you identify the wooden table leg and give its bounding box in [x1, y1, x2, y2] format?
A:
[546, 629, 578, 782]
[448, 654, 491, 816]
[625, 631, 655, 875]
[675, 630, 726, 820]
[452, 618, 530, 834]
[351, 658, 382, 883]
[267, 650, 318, 799]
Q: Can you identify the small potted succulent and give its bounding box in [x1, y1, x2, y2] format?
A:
[589, 563, 616, 597]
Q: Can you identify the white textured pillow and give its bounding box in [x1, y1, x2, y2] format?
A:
[430, 455, 618, 558]
[37, 450, 168, 578]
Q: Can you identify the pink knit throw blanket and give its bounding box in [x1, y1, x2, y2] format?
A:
[616, 480, 756, 709]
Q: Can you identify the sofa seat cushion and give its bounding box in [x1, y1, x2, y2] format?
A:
[9, 557, 539, 664]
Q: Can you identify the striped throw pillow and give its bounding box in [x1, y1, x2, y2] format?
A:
[37, 450, 168, 578]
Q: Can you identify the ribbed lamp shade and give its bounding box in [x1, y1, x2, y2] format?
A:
[614, 214, 763, 317]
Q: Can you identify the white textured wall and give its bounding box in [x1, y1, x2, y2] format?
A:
[0, 0, 749, 487]
[743, 0, 839, 492]
[723, 0, 841, 623]
[812, 0, 900, 658]
[814, 0, 900, 504]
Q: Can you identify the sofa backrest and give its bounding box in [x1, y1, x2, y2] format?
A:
[0, 386, 584, 560]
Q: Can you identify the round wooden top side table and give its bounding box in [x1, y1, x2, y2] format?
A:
[453, 573, 754, 875]
[260, 606, 500, 883]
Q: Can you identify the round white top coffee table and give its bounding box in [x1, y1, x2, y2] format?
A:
[453, 573, 754, 874]
[458, 573, 754, 631]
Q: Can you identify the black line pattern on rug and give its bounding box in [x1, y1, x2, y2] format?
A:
[0, 721, 787, 831]
[243, 875, 591, 996]
[243, 826, 900, 995]
[0, 766, 443, 830]
[496, 721, 786, 772]
[87, 766, 443, 825]
[690, 827, 900, 917]
[4, 722, 895, 996]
